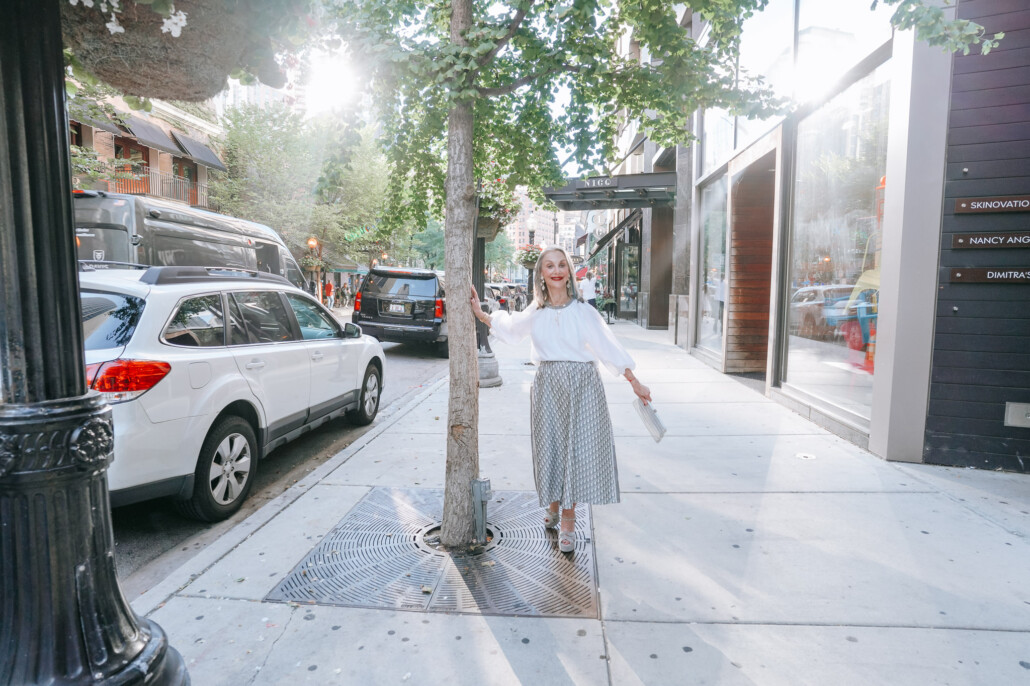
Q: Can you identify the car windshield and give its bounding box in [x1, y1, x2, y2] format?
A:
[363, 273, 436, 297]
[81, 290, 145, 350]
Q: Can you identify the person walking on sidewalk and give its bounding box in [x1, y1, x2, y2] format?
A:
[470, 246, 651, 553]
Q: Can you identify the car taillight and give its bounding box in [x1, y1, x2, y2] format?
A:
[355, 291, 362, 313]
[86, 359, 171, 403]
[435, 298, 444, 318]
[499, 298, 507, 306]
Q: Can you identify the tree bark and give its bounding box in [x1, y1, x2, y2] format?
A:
[440, 0, 479, 548]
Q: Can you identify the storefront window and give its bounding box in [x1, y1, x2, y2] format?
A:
[698, 176, 728, 353]
[796, 0, 893, 103]
[618, 231, 640, 317]
[702, 108, 734, 174]
[736, 0, 795, 148]
[784, 64, 890, 419]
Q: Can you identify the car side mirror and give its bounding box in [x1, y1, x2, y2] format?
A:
[342, 322, 362, 339]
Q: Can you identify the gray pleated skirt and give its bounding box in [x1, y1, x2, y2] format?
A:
[531, 361, 620, 509]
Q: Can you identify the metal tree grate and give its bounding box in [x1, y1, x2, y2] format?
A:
[265, 487, 598, 618]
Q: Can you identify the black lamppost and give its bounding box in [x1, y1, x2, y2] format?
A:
[0, 1, 187, 683]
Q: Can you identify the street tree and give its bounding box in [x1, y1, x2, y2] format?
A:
[330, 0, 1000, 548]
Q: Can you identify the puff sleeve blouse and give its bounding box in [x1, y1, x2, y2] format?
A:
[489, 299, 636, 377]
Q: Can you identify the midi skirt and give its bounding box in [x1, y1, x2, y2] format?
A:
[531, 361, 620, 509]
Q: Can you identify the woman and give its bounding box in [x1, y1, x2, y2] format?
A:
[470, 247, 651, 553]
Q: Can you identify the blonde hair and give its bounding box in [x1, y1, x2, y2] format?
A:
[532, 246, 582, 307]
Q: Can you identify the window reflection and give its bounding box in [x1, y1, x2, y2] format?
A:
[796, 0, 893, 103]
[784, 64, 890, 419]
[698, 176, 728, 354]
[702, 108, 734, 174]
[736, 0, 795, 147]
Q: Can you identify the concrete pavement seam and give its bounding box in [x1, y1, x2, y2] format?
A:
[132, 374, 449, 618]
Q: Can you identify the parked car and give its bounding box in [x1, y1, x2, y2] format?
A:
[486, 283, 512, 312]
[79, 265, 385, 521]
[73, 190, 308, 289]
[352, 266, 449, 357]
[789, 285, 854, 339]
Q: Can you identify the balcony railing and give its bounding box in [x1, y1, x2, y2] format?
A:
[101, 166, 211, 209]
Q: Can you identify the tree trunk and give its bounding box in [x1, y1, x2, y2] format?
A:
[440, 0, 479, 549]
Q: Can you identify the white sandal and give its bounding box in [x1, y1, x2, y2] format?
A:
[543, 508, 559, 529]
[558, 519, 575, 553]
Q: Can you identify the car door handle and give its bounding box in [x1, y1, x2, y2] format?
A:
[310, 351, 324, 361]
[244, 360, 265, 370]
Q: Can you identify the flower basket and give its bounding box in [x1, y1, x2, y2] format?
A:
[515, 244, 542, 271]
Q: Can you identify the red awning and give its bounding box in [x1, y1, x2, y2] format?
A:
[576, 266, 588, 278]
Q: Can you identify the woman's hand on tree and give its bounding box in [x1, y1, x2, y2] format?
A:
[470, 285, 485, 318]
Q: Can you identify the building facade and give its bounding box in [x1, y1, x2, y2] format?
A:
[618, 0, 1029, 472]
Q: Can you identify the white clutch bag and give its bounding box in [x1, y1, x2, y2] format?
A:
[633, 398, 666, 442]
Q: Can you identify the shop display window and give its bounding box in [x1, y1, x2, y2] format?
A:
[783, 64, 891, 419]
[698, 175, 728, 354]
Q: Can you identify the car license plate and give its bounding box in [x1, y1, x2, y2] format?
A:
[388, 303, 405, 314]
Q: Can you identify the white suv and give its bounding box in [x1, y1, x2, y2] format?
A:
[79, 266, 385, 521]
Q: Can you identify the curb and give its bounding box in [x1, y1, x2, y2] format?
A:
[131, 374, 449, 617]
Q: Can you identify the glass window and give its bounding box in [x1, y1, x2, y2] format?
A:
[149, 233, 256, 271]
[163, 295, 226, 347]
[285, 294, 339, 340]
[75, 226, 131, 263]
[702, 108, 734, 174]
[618, 242, 639, 316]
[227, 295, 250, 346]
[796, 0, 894, 103]
[81, 291, 144, 350]
[783, 63, 890, 419]
[230, 291, 297, 344]
[698, 176, 728, 354]
[736, 0, 795, 147]
[362, 272, 437, 298]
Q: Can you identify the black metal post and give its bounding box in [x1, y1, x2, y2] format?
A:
[0, 1, 188, 683]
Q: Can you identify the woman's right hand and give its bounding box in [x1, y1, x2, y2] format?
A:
[470, 285, 485, 318]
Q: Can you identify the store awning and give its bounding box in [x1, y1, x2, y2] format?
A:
[543, 172, 676, 211]
[68, 103, 121, 134]
[587, 209, 641, 261]
[576, 233, 588, 247]
[171, 131, 228, 172]
[122, 115, 183, 156]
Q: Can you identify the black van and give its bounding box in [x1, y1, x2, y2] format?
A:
[73, 190, 306, 288]
[352, 266, 448, 357]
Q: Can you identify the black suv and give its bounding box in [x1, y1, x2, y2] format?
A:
[352, 266, 448, 356]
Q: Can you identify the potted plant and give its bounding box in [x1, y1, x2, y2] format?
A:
[515, 244, 542, 271]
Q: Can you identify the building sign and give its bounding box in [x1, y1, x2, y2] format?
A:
[577, 177, 615, 188]
[950, 268, 1030, 283]
[951, 232, 1030, 248]
[954, 195, 1030, 213]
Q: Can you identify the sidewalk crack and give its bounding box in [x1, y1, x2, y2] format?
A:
[246, 604, 297, 685]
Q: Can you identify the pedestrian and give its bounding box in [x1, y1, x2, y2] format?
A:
[578, 270, 597, 309]
[342, 282, 351, 308]
[324, 280, 335, 308]
[469, 246, 651, 553]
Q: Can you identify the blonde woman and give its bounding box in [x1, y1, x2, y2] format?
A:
[470, 247, 651, 553]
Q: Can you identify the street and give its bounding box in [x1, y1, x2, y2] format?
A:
[113, 340, 448, 598]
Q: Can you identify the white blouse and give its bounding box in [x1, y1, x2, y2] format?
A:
[489, 299, 636, 376]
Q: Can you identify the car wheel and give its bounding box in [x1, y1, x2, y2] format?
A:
[175, 416, 257, 522]
[348, 364, 381, 426]
[436, 339, 449, 358]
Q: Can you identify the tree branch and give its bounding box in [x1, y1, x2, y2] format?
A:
[476, 64, 581, 97]
[476, 0, 536, 68]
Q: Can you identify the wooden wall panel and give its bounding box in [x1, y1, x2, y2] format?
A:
[725, 157, 775, 373]
[925, 0, 1030, 472]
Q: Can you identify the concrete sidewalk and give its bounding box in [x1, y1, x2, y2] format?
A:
[133, 321, 1030, 685]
